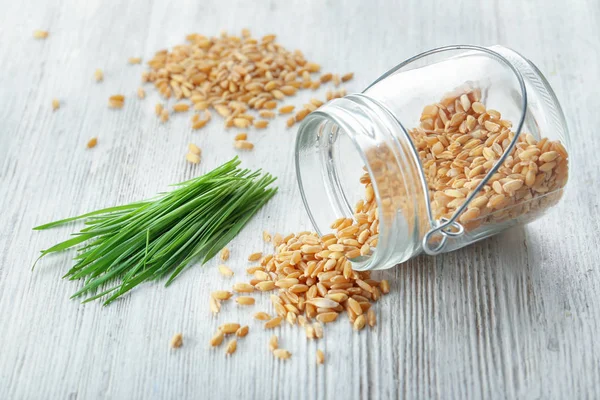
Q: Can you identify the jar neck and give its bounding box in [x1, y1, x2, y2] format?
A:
[295, 94, 428, 270]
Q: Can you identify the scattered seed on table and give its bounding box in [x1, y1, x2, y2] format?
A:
[33, 30, 49, 39]
[254, 120, 268, 129]
[320, 73, 332, 83]
[94, 69, 104, 82]
[128, 57, 142, 64]
[233, 118, 251, 128]
[255, 281, 276, 291]
[259, 110, 275, 119]
[262, 230, 271, 242]
[273, 349, 291, 359]
[254, 312, 271, 321]
[316, 349, 325, 364]
[236, 325, 249, 337]
[173, 103, 190, 112]
[225, 339, 237, 355]
[220, 248, 230, 261]
[233, 283, 255, 293]
[279, 105, 295, 114]
[295, 109, 310, 122]
[186, 152, 201, 164]
[353, 314, 366, 331]
[313, 322, 323, 338]
[212, 291, 233, 300]
[192, 119, 208, 129]
[264, 316, 282, 329]
[333, 74, 341, 87]
[52, 99, 60, 111]
[234, 132, 247, 141]
[170, 333, 183, 348]
[87, 137, 98, 149]
[234, 140, 254, 150]
[316, 312, 338, 323]
[236, 296, 255, 306]
[210, 330, 224, 346]
[219, 323, 240, 334]
[310, 98, 324, 107]
[367, 308, 376, 327]
[188, 143, 201, 155]
[209, 295, 220, 313]
[380, 280, 390, 294]
[269, 335, 278, 351]
[341, 72, 354, 82]
[248, 252, 262, 262]
[109, 95, 124, 109]
[137, 87, 146, 99]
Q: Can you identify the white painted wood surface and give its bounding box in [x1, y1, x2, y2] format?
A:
[1, 0, 599, 398]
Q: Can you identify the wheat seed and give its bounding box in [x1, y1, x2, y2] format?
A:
[380, 280, 390, 294]
[128, 57, 142, 64]
[170, 333, 183, 348]
[269, 335, 278, 351]
[316, 312, 338, 323]
[109, 94, 124, 109]
[367, 308, 376, 327]
[255, 281, 276, 291]
[234, 140, 254, 150]
[87, 137, 98, 149]
[220, 248, 230, 261]
[248, 252, 262, 261]
[254, 312, 271, 321]
[225, 339, 237, 355]
[160, 109, 169, 122]
[210, 330, 224, 346]
[209, 296, 221, 313]
[173, 103, 190, 112]
[273, 349, 291, 359]
[94, 69, 104, 82]
[316, 349, 325, 364]
[236, 296, 255, 305]
[320, 73, 332, 83]
[254, 120, 269, 129]
[236, 325, 249, 337]
[259, 110, 275, 119]
[186, 152, 201, 164]
[212, 291, 233, 300]
[353, 314, 366, 331]
[264, 316, 283, 329]
[219, 323, 241, 334]
[233, 283, 255, 293]
[218, 264, 234, 277]
[341, 72, 354, 82]
[333, 74, 341, 87]
[33, 30, 49, 39]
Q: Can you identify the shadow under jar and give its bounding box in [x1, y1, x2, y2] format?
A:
[295, 45, 570, 271]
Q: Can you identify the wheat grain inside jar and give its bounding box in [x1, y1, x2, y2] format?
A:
[295, 45, 570, 270]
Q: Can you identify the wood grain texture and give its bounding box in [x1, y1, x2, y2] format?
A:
[1, 0, 599, 398]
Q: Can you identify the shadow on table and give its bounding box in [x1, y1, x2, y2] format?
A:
[371, 225, 563, 397]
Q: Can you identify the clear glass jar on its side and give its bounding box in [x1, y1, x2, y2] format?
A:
[295, 45, 570, 271]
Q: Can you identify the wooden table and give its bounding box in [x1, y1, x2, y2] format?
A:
[1, 0, 599, 398]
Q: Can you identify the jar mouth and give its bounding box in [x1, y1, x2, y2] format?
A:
[295, 95, 425, 270]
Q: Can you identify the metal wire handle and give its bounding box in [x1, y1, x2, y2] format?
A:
[417, 46, 528, 255]
[363, 45, 528, 256]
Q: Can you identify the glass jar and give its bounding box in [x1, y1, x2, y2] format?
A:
[295, 45, 570, 271]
